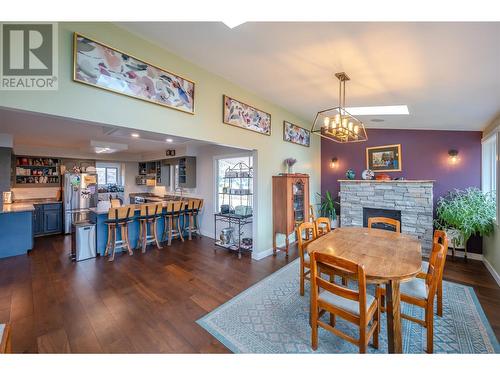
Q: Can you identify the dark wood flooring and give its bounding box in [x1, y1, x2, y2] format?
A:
[0, 234, 498, 353]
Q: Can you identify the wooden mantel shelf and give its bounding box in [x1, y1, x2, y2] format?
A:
[338, 179, 435, 183]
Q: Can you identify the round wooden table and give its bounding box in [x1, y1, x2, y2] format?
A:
[307, 227, 422, 353]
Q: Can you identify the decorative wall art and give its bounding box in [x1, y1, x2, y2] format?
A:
[283, 121, 310, 147]
[73, 33, 195, 114]
[366, 144, 402, 172]
[223, 95, 271, 135]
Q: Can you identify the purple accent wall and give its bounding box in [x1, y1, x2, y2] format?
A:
[321, 129, 483, 252]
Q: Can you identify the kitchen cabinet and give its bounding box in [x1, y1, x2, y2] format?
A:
[33, 202, 62, 236]
[178, 157, 196, 188]
[158, 164, 171, 187]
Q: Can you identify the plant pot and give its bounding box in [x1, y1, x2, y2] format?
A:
[445, 228, 465, 249]
[331, 216, 339, 229]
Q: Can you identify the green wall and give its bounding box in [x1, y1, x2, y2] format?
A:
[482, 116, 500, 280]
[0, 22, 320, 258]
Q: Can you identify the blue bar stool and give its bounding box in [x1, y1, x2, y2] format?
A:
[137, 202, 163, 253]
[104, 205, 134, 262]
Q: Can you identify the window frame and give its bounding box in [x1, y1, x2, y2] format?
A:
[482, 131, 498, 224]
[96, 166, 119, 185]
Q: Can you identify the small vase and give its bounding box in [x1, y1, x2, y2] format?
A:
[287, 165, 294, 174]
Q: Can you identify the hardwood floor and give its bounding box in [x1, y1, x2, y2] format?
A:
[0, 234, 498, 353]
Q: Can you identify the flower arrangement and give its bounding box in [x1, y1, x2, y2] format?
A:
[435, 187, 496, 254]
[284, 158, 297, 173]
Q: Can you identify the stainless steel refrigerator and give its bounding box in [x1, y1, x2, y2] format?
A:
[63, 173, 98, 234]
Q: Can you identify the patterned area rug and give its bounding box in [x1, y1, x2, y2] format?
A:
[197, 260, 499, 353]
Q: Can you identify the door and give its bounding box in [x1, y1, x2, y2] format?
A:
[292, 179, 305, 224]
[44, 209, 62, 234]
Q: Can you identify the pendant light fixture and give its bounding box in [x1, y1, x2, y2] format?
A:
[311, 72, 368, 143]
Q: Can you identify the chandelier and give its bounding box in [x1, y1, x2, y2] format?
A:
[311, 72, 368, 143]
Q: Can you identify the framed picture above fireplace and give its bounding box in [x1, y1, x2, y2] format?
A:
[366, 144, 402, 172]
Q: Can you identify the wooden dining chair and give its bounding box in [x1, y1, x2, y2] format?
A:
[0, 323, 11, 353]
[422, 230, 448, 317]
[310, 252, 380, 353]
[296, 222, 317, 296]
[315, 217, 331, 237]
[367, 217, 401, 233]
[309, 204, 316, 222]
[377, 242, 446, 353]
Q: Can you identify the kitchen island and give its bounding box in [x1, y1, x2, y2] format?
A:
[90, 201, 188, 256]
[0, 203, 34, 259]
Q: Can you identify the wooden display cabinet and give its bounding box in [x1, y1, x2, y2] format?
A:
[272, 173, 310, 256]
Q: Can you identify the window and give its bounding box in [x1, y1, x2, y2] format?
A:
[482, 132, 498, 221]
[216, 155, 253, 212]
[96, 167, 118, 185]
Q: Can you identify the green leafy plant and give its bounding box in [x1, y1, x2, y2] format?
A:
[316, 191, 339, 220]
[435, 187, 496, 250]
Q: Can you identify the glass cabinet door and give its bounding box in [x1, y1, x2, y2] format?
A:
[292, 179, 305, 224]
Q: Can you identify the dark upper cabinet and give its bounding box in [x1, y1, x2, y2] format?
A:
[178, 157, 196, 188]
[0, 147, 12, 193]
[33, 203, 62, 236]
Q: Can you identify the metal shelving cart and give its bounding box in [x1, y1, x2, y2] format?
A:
[214, 162, 253, 258]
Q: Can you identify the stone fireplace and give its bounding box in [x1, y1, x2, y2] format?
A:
[339, 180, 434, 254]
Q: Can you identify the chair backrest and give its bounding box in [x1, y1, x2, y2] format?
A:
[139, 202, 163, 217]
[186, 198, 203, 211]
[311, 252, 368, 319]
[196, 199, 204, 211]
[110, 198, 122, 208]
[309, 204, 316, 222]
[367, 217, 401, 233]
[425, 243, 446, 300]
[108, 205, 134, 220]
[166, 200, 184, 214]
[315, 217, 331, 236]
[295, 222, 317, 261]
[431, 230, 448, 272]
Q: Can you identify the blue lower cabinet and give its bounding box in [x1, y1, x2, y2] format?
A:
[34, 203, 62, 236]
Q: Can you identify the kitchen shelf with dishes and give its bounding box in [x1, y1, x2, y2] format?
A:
[14, 156, 61, 187]
[214, 162, 253, 258]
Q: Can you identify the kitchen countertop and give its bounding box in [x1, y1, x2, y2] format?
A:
[14, 198, 62, 204]
[90, 199, 190, 215]
[0, 202, 35, 214]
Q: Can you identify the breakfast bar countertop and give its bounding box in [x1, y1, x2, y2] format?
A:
[90, 199, 189, 215]
[0, 203, 36, 214]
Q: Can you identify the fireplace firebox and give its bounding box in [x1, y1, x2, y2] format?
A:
[363, 207, 401, 232]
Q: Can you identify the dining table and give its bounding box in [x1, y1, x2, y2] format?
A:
[306, 227, 422, 353]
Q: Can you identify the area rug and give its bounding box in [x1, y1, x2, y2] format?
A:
[197, 260, 499, 354]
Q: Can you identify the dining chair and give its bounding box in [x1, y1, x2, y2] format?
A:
[377, 242, 446, 353]
[137, 202, 163, 253]
[309, 204, 316, 222]
[296, 222, 317, 296]
[367, 217, 401, 233]
[421, 230, 448, 316]
[315, 217, 331, 237]
[0, 323, 11, 353]
[310, 252, 380, 353]
[104, 205, 135, 261]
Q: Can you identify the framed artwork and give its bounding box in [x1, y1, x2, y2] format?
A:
[223, 95, 271, 135]
[73, 33, 195, 114]
[366, 144, 402, 172]
[283, 121, 310, 147]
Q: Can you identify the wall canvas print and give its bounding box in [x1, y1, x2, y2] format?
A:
[73, 33, 195, 114]
[366, 144, 402, 172]
[223, 95, 271, 135]
[283, 121, 310, 147]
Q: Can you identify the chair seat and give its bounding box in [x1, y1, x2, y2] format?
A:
[318, 290, 375, 316]
[422, 260, 429, 273]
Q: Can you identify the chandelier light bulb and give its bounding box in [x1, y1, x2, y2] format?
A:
[354, 125, 359, 134]
[335, 114, 341, 124]
[323, 117, 330, 127]
[348, 122, 353, 131]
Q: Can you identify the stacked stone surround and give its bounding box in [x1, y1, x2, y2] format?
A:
[339, 180, 434, 254]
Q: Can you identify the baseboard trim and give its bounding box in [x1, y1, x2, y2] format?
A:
[483, 257, 500, 287]
[252, 248, 274, 261]
[200, 230, 215, 239]
[447, 249, 483, 261]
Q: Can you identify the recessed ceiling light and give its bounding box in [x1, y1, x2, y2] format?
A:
[370, 118, 385, 122]
[131, 133, 140, 138]
[166, 138, 173, 143]
[345, 105, 409, 116]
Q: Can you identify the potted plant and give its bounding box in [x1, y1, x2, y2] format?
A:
[435, 187, 496, 259]
[316, 191, 340, 228]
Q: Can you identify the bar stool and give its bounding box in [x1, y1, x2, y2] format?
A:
[137, 202, 163, 253]
[162, 201, 185, 246]
[104, 205, 135, 262]
[184, 199, 204, 240]
[110, 198, 122, 208]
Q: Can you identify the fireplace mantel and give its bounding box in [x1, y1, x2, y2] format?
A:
[339, 179, 434, 253]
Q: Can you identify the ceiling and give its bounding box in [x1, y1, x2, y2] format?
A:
[0, 107, 211, 159]
[118, 22, 500, 131]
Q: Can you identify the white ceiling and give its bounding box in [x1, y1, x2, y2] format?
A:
[0, 107, 211, 159]
[118, 22, 500, 131]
